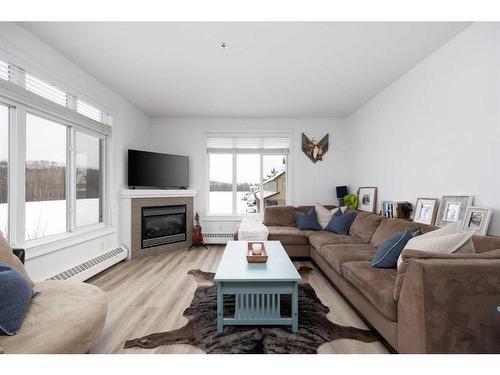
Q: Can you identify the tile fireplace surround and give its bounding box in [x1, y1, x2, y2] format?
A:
[120, 189, 196, 259]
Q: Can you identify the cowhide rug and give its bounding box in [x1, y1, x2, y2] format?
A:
[124, 266, 377, 354]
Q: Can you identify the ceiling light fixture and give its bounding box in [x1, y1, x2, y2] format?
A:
[220, 42, 227, 49]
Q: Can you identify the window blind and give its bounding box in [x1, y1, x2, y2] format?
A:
[0, 59, 8, 81]
[77, 99, 103, 123]
[0, 57, 113, 127]
[26, 74, 67, 107]
[207, 136, 289, 153]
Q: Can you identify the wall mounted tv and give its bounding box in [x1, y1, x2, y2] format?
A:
[128, 149, 189, 189]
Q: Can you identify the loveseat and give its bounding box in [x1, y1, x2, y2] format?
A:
[0, 235, 108, 354]
[239, 205, 500, 353]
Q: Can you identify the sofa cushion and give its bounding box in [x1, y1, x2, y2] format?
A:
[294, 208, 322, 231]
[349, 211, 385, 243]
[317, 243, 376, 275]
[0, 263, 39, 335]
[398, 221, 475, 268]
[308, 232, 364, 250]
[267, 226, 314, 245]
[324, 210, 357, 234]
[264, 206, 296, 227]
[372, 229, 421, 269]
[370, 218, 431, 248]
[0, 280, 107, 353]
[315, 203, 346, 229]
[342, 261, 397, 321]
[296, 205, 336, 214]
[0, 232, 34, 286]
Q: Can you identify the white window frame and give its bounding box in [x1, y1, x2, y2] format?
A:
[0, 84, 112, 257]
[204, 131, 293, 220]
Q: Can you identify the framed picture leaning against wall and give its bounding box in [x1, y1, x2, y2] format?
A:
[357, 187, 377, 213]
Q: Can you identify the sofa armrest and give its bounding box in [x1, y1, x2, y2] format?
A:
[12, 248, 25, 265]
[397, 258, 500, 353]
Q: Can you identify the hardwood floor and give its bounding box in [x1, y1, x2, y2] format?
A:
[88, 246, 389, 354]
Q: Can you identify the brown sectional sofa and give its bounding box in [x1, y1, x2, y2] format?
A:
[244, 205, 500, 353]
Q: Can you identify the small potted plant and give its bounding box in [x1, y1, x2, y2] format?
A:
[343, 194, 358, 210]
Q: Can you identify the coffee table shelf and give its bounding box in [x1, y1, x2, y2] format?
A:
[214, 241, 301, 333]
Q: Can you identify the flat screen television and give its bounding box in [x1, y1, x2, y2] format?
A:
[128, 149, 189, 189]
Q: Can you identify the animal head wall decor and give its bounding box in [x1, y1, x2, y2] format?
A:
[302, 133, 329, 163]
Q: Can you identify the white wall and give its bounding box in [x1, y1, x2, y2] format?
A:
[148, 117, 348, 232]
[0, 23, 151, 279]
[345, 23, 500, 235]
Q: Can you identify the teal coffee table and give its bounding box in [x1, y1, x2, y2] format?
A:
[214, 241, 301, 333]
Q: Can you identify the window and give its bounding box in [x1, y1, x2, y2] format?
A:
[209, 153, 233, 214]
[237, 154, 260, 214]
[261, 154, 287, 209]
[0, 104, 8, 236]
[0, 57, 112, 249]
[75, 131, 103, 227]
[25, 114, 67, 240]
[207, 136, 289, 216]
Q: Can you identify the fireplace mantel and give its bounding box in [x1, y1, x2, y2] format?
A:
[120, 188, 197, 199]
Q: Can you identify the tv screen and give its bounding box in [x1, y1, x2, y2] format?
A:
[128, 149, 189, 189]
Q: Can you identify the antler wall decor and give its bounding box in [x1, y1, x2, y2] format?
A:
[302, 133, 329, 163]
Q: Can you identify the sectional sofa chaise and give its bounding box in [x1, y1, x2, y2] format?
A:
[239, 205, 500, 353]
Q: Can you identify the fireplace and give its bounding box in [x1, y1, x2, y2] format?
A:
[141, 205, 187, 249]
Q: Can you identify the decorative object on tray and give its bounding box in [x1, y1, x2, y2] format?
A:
[336, 186, 348, 206]
[188, 212, 208, 250]
[357, 187, 377, 213]
[462, 206, 492, 235]
[246, 242, 268, 263]
[124, 267, 377, 354]
[301, 133, 329, 163]
[343, 193, 358, 209]
[435, 195, 473, 227]
[413, 198, 439, 225]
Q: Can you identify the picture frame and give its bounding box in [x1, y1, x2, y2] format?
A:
[382, 201, 396, 218]
[462, 206, 492, 235]
[357, 187, 377, 213]
[413, 198, 439, 225]
[435, 195, 473, 227]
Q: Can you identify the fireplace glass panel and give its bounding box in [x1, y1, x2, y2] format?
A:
[141, 205, 187, 249]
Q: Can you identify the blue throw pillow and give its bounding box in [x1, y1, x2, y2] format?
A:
[324, 209, 357, 234]
[372, 229, 422, 269]
[0, 262, 39, 336]
[294, 208, 322, 231]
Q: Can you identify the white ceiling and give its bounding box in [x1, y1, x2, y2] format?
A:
[21, 22, 470, 118]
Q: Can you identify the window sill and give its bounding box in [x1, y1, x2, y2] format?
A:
[24, 224, 117, 260]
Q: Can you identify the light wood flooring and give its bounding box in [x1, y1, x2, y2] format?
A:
[88, 245, 389, 354]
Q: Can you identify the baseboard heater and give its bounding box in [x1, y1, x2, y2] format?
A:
[203, 232, 234, 244]
[47, 246, 128, 282]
